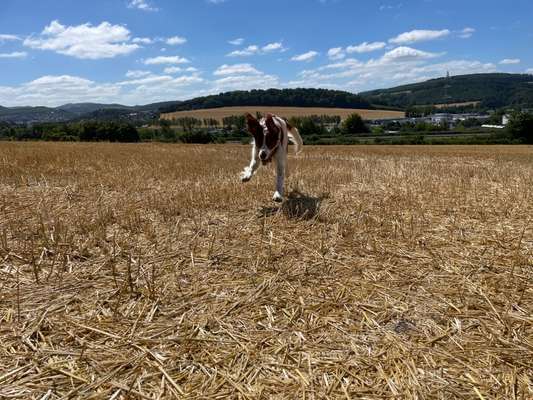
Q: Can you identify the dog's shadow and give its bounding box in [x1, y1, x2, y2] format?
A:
[259, 190, 328, 220]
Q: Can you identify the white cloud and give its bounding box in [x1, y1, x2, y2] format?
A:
[0, 51, 27, 59]
[0, 75, 121, 107]
[164, 66, 182, 74]
[294, 52, 495, 93]
[23, 20, 139, 59]
[213, 74, 279, 91]
[0, 34, 21, 42]
[119, 75, 176, 86]
[291, 51, 319, 62]
[164, 66, 198, 74]
[208, 0, 227, 4]
[327, 47, 345, 60]
[499, 58, 520, 65]
[526, 68, 533, 75]
[262, 42, 285, 52]
[346, 41, 386, 53]
[132, 37, 154, 44]
[458, 27, 475, 39]
[213, 63, 261, 76]
[389, 29, 450, 45]
[227, 45, 259, 57]
[166, 36, 187, 45]
[143, 55, 190, 65]
[228, 38, 244, 46]
[125, 70, 151, 78]
[227, 42, 286, 57]
[128, 0, 158, 12]
[382, 46, 441, 62]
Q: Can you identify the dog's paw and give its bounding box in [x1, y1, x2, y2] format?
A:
[272, 192, 283, 203]
[240, 171, 252, 182]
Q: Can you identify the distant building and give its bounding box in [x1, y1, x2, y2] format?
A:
[502, 114, 511, 126]
[481, 124, 505, 129]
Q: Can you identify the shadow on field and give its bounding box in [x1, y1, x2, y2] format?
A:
[259, 190, 328, 220]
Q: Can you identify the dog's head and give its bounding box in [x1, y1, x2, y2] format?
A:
[246, 113, 281, 164]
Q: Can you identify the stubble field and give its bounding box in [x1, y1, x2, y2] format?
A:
[0, 142, 532, 399]
[160, 106, 405, 123]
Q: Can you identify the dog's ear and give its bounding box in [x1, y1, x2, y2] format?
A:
[265, 114, 279, 134]
[245, 113, 261, 135]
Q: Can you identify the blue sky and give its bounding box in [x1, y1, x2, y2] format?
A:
[1, 0, 532, 106]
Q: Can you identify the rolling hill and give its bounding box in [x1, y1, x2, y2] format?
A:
[2, 74, 533, 124]
[159, 88, 372, 113]
[361, 73, 533, 109]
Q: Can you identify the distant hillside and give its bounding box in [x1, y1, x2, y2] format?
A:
[160, 88, 372, 113]
[0, 101, 183, 124]
[3, 74, 533, 124]
[0, 106, 74, 123]
[361, 73, 533, 109]
[57, 103, 133, 115]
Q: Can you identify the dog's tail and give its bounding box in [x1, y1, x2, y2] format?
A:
[287, 124, 303, 155]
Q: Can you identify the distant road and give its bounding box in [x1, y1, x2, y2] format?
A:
[160, 106, 405, 122]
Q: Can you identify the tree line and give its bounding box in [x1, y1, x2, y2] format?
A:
[1, 111, 531, 144]
[160, 88, 372, 113]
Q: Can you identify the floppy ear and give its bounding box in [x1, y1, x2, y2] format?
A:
[245, 113, 261, 135]
[265, 114, 279, 134]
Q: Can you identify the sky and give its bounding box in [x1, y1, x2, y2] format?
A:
[0, 0, 532, 107]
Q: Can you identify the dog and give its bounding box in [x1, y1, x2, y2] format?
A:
[240, 113, 303, 202]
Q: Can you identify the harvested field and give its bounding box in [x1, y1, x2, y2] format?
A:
[434, 101, 481, 109]
[0, 142, 532, 399]
[160, 106, 405, 123]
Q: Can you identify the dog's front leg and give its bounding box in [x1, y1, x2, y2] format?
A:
[273, 154, 286, 202]
[240, 143, 259, 182]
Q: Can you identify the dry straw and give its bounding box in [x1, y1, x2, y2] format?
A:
[0, 142, 532, 399]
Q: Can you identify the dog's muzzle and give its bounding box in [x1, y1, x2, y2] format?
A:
[259, 151, 268, 162]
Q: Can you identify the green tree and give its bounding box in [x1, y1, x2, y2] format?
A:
[341, 113, 369, 135]
[506, 112, 533, 143]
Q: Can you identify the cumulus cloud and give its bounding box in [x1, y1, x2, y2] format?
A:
[227, 45, 259, 57]
[125, 70, 151, 78]
[228, 38, 244, 46]
[262, 42, 286, 52]
[166, 36, 187, 45]
[132, 37, 154, 44]
[526, 68, 533, 74]
[389, 29, 450, 45]
[23, 20, 139, 59]
[143, 55, 190, 65]
[327, 47, 345, 60]
[291, 51, 319, 62]
[213, 74, 279, 91]
[0, 75, 121, 106]
[213, 63, 261, 76]
[346, 41, 386, 54]
[0, 51, 27, 59]
[499, 58, 520, 65]
[0, 34, 21, 42]
[458, 27, 475, 39]
[0, 72, 209, 107]
[128, 0, 158, 12]
[227, 42, 286, 57]
[163, 66, 198, 74]
[294, 48, 495, 93]
[382, 46, 441, 62]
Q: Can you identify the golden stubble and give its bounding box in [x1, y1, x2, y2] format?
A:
[0, 142, 532, 399]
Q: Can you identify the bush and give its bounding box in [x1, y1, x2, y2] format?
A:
[341, 113, 369, 135]
[506, 112, 533, 143]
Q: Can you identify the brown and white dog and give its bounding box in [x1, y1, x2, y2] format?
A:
[240, 113, 303, 202]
